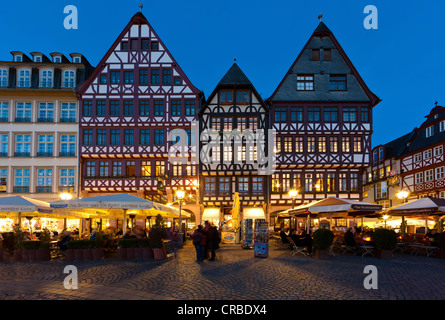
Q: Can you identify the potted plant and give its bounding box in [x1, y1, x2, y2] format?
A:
[312, 228, 334, 260]
[92, 231, 105, 260]
[117, 239, 139, 259]
[22, 240, 41, 262]
[139, 238, 153, 260]
[13, 227, 24, 261]
[82, 240, 94, 260]
[436, 232, 445, 259]
[149, 214, 168, 260]
[67, 240, 93, 261]
[374, 228, 397, 259]
[38, 229, 51, 261]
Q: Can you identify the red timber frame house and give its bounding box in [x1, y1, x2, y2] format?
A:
[266, 21, 381, 230]
[76, 12, 204, 224]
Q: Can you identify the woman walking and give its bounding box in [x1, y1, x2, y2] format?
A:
[191, 225, 207, 263]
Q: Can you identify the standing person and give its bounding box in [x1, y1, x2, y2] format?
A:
[191, 225, 206, 263]
[203, 221, 214, 260]
[209, 225, 220, 261]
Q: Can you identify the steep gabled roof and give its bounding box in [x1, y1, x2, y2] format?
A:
[267, 21, 381, 106]
[381, 130, 416, 159]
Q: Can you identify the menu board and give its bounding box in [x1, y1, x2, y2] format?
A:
[162, 239, 176, 260]
[242, 219, 254, 248]
[254, 219, 269, 258]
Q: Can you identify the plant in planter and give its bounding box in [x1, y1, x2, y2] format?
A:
[374, 228, 397, 259]
[38, 229, 51, 261]
[117, 239, 139, 259]
[149, 214, 168, 260]
[22, 240, 41, 262]
[13, 227, 25, 262]
[436, 232, 445, 259]
[92, 231, 105, 260]
[67, 240, 95, 261]
[312, 228, 334, 260]
[138, 238, 153, 260]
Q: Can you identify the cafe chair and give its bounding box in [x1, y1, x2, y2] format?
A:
[287, 237, 308, 256]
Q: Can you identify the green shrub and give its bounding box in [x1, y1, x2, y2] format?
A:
[94, 231, 105, 248]
[118, 239, 140, 248]
[67, 240, 95, 250]
[39, 230, 51, 250]
[13, 227, 25, 250]
[22, 241, 41, 250]
[137, 238, 150, 248]
[313, 228, 334, 250]
[374, 228, 397, 250]
[149, 214, 168, 249]
[437, 233, 445, 249]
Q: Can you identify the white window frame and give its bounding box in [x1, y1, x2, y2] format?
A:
[424, 169, 434, 182]
[14, 55, 22, 62]
[415, 172, 423, 184]
[414, 153, 422, 162]
[424, 149, 432, 159]
[436, 167, 444, 180]
[15, 102, 32, 121]
[16, 68, 31, 87]
[38, 103, 54, 121]
[0, 134, 8, 156]
[53, 56, 62, 63]
[39, 69, 53, 88]
[62, 69, 76, 88]
[34, 56, 42, 62]
[440, 121, 445, 133]
[60, 102, 76, 122]
[72, 56, 81, 63]
[60, 134, 76, 156]
[426, 125, 434, 138]
[434, 145, 443, 156]
[0, 68, 8, 87]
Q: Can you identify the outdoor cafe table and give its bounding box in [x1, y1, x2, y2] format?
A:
[407, 243, 439, 257]
[358, 237, 375, 258]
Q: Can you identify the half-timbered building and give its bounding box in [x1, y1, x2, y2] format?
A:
[266, 21, 381, 229]
[77, 12, 204, 226]
[199, 63, 269, 226]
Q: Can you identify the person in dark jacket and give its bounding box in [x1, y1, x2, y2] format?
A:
[209, 225, 220, 261]
[344, 228, 358, 248]
[203, 221, 214, 260]
[191, 225, 207, 263]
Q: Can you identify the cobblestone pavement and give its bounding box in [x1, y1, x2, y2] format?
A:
[0, 242, 444, 300]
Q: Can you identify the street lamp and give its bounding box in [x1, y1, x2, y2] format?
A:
[60, 193, 72, 200]
[288, 189, 298, 209]
[397, 190, 409, 203]
[176, 189, 185, 248]
[383, 214, 389, 229]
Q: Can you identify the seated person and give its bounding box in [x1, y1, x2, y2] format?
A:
[279, 228, 290, 244]
[344, 228, 358, 248]
[426, 229, 439, 247]
[288, 229, 300, 245]
[297, 229, 313, 254]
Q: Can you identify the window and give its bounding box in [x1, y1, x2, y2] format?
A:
[141, 39, 150, 51]
[86, 161, 95, 177]
[40, 70, 53, 87]
[172, 163, 182, 177]
[0, 134, 8, 157]
[223, 117, 232, 131]
[124, 130, 134, 145]
[16, 102, 31, 122]
[290, 107, 303, 122]
[110, 130, 120, 146]
[379, 168, 385, 179]
[53, 56, 61, 63]
[297, 75, 314, 91]
[323, 107, 338, 122]
[83, 100, 92, 116]
[17, 69, 30, 87]
[37, 135, 54, 157]
[14, 169, 30, 193]
[162, 69, 171, 85]
[140, 130, 150, 145]
[361, 107, 370, 123]
[237, 117, 247, 131]
[436, 167, 444, 180]
[38, 103, 54, 122]
[60, 103, 76, 122]
[426, 126, 434, 138]
[126, 161, 136, 177]
[284, 137, 292, 153]
[323, 49, 331, 61]
[327, 173, 336, 192]
[339, 173, 348, 192]
[212, 146, 220, 163]
[73, 57, 81, 63]
[139, 100, 150, 116]
[96, 100, 106, 116]
[236, 145, 247, 162]
[62, 70, 75, 88]
[151, 69, 160, 84]
[110, 71, 120, 84]
[414, 153, 422, 162]
[330, 137, 338, 153]
[14, 55, 23, 62]
[353, 137, 362, 153]
[307, 137, 316, 153]
[275, 108, 287, 122]
[272, 174, 280, 193]
[109, 100, 120, 116]
[292, 173, 302, 190]
[415, 172, 423, 184]
[141, 161, 151, 177]
[174, 77, 181, 85]
[185, 100, 195, 116]
[305, 173, 313, 192]
[0, 69, 7, 87]
[223, 146, 233, 162]
[435, 146, 443, 156]
[154, 129, 164, 145]
[124, 71, 134, 84]
[342, 137, 350, 153]
[154, 100, 164, 116]
[318, 137, 327, 153]
[252, 177, 263, 194]
[248, 116, 258, 130]
[211, 117, 221, 130]
[151, 42, 159, 51]
[36, 169, 52, 193]
[219, 177, 230, 195]
[15, 135, 31, 156]
[130, 39, 138, 51]
[96, 130, 107, 146]
[440, 121, 445, 132]
[329, 74, 347, 91]
[83, 130, 93, 146]
[110, 161, 121, 177]
[238, 177, 249, 193]
[220, 91, 233, 103]
[307, 107, 320, 122]
[124, 100, 133, 116]
[424, 149, 432, 159]
[312, 49, 320, 61]
[60, 135, 75, 156]
[99, 161, 109, 177]
[139, 69, 148, 85]
[343, 107, 357, 122]
[171, 100, 181, 116]
[295, 137, 304, 153]
[237, 91, 249, 104]
[425, 169, 434, 182]
[204, 177, 216, 195]
[59, 169, 75, 191]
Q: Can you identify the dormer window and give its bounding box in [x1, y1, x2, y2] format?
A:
[0, 69, 8, 87]
[14, 55, 22, 62]
[17, 69, 31, 87]
[312, 49, 320, 61]
[426, 125, 434, 138]
[34, 56, 42, 62]
[72, 57, 81, 63]
[62, 70, 75, 88]
[296, 75, 314, 91]
[53, 56, 62, 63]
[323, 49, 331, 61]
[40, 70, 53, 88]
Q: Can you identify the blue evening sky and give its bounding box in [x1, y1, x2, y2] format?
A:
[1, 0, 443, 147]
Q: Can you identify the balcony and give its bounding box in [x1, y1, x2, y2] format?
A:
[13, 186, 29, 193]
[36, 152, 53, 157]
[0, 152, 7, 157]
[59, 117, 76, 123]
[16, 81, 30, 88]
[0, 117, 8, 122]
[14, 152, 31, 157]
[36, 186, 52, 193]
[37, 117, 54, 123]
[15, 118, 31, 123]
[59, 151, 75, 157]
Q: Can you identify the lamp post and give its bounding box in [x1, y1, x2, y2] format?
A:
[383, 215, 389, 229]
[60, 193, 72, 230]
[288, 189, 298, 230]
[176, 189, 185, 248]
[397, 190, 409, 234]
